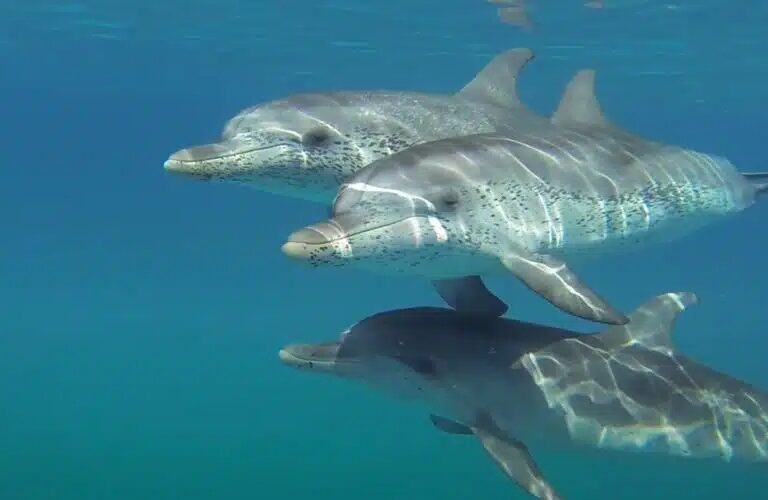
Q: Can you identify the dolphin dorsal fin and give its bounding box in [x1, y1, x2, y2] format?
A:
[457, 48, 534, 109]
[597, 292, 699, 354]
[551, 69, 611, 128]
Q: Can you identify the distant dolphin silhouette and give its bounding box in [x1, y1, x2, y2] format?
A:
[280, 293, 768, 499]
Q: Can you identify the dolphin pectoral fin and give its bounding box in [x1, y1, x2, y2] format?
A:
[500, 251, 628, 325]
[475, 431, 561, 500]
[457, 48, 534, 109]
[430, 413, 560, 498]
[475, 429, 560, 500]
[472, 415, 561, 500]
[429, 414, 474, 435]
[432, 277, 508, 318]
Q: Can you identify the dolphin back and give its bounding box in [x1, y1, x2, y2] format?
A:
[519, 293, 768, 462]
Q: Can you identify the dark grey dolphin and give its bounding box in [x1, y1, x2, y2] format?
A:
[282, 70, 768, 325]
[279, 293, 768, 499]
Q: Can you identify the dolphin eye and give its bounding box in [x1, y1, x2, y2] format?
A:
[395, 354, 437, 377]
[439, 190, 460, 211]
[302, 127, 332, 147]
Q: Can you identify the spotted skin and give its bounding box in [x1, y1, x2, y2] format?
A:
[165, 49, 550, 203]
[285, 128, 759, 279]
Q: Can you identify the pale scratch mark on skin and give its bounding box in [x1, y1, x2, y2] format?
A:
[342, 182, 437, 211]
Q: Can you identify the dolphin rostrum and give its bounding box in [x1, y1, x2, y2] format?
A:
[281, 70, 768, 325]
[279, 293, 768, 499]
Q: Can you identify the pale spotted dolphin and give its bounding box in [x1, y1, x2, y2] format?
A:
[164, 48, 548, 202]
[165, 48, 558, 318]
[281, 70, 768, 325]
[279, 293, 768, 499]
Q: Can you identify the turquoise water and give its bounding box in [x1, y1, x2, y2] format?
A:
[1, 1, 767, 498]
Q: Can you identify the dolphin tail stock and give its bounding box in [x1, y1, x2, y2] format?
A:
[429, 414, 561, 500]
[743, 172, 768, 197]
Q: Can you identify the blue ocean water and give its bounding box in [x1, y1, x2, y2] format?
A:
[1, 1, 767, 498]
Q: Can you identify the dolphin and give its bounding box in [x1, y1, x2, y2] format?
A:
[166, 48, 559, 318]
[164, 47, 549, 203]
[281, 70, 768, 325]
[279, 293, 768, 499]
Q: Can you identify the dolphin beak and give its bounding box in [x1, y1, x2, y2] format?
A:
[165, 144, 225, 168]
[279, 342, 341, 372]
[281, 217, 356, 261]
[164, 141, 246, 179]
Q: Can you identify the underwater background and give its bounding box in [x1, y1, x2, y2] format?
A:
[1, 1, 767, 498]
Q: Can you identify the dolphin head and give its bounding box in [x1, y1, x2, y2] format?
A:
[281, 140, 503, 276]
[279, 309, 440, 378]
[279, 307, 549, 412]
[165, 93, 413, 201]
[279, 308, 499, 402]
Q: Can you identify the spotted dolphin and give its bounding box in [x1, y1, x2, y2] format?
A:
[165, 48, 559, 318]
[164, 47, 548, 202]
[281, 70, 768, 325]
[279, 293, 768, 499]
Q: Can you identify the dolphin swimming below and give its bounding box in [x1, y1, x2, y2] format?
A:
[281, 69, 768, 325]
[279, 293, 768, 499]
[164, 48, 550, 203]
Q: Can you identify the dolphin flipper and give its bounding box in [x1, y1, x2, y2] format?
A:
[432, 277, 509, 318]
[500, 250, 628, 325]
[430, 414, 561, 500]
[475, 428, 561, 500]
[429, 414, 474, 435]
